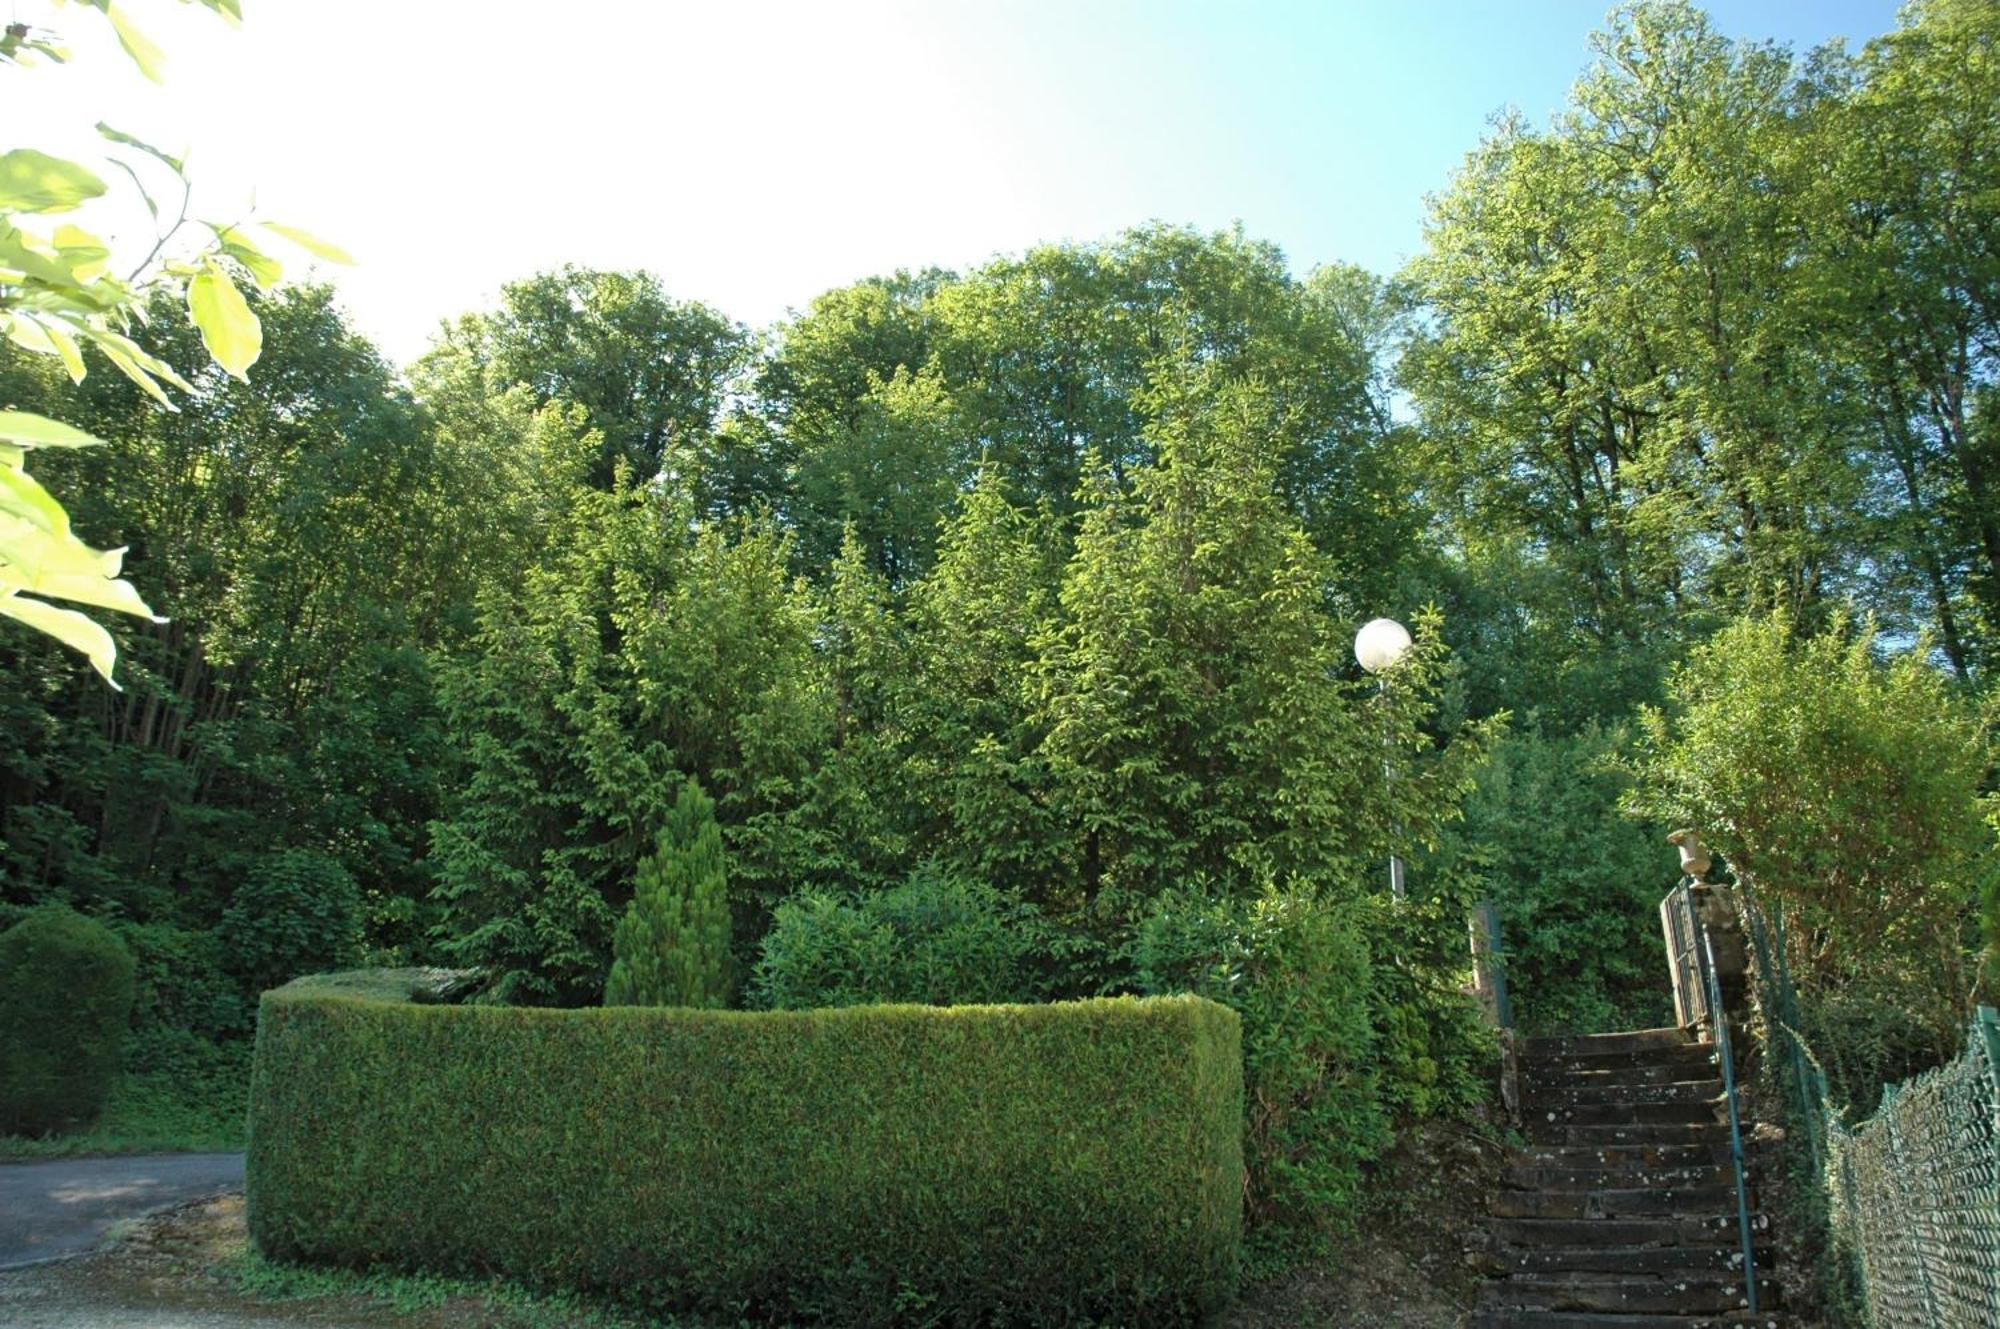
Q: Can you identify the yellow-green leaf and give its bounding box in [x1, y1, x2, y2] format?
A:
[95, 121, 184, 174]
[0, 411, 106, 449]
[0, 150, 107, 213]
[103, 4, 166, 82]
[188, 260, 260, 380]
[0, 592, 122, 684]
[262, 223, 356, 265]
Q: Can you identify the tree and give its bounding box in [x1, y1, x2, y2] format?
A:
[418, 267, 750, 488]
[1033, 365, 1497, 919]
[604, 777, 732, 1008]
[1, 0, 351, 683]
[1626, 610, 1998, 1049]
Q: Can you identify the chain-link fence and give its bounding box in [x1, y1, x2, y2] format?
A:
[1826, 1009, 2000, 1327]
[1738, 888, 2000, 1327]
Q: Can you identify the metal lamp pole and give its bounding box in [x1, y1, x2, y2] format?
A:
[1355, 617, 1412, 901]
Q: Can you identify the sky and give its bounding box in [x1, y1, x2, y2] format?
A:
[9, 0, 1906, 367]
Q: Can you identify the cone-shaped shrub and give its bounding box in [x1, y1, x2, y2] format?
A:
[0, 905, 136, 1135]
[604, 777, 731, 1007]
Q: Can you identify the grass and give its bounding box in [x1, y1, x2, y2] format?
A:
[0, 1037, 249, 1159]
[229, 1247, 732, 1328]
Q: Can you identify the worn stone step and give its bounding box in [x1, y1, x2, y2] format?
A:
[1524, 1027, 1699, 1059]
[1493, 1212, 1770, 1249]
[1491, 1186, 1742, 1219]
[1507, 1164, 1737, 1192]
[1480, 1273, 1777, 1316]
[1517, 1142, 1734, 1170]
[1497, 1245, 1769, 1276]
[1472, 1309, 1787, 1329]
[1532, 1122, 1733, 1148]
[1528, 1079, 1723, 1108]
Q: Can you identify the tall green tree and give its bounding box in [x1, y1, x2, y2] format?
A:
[1034, 366, 1497, 919]
[419, 267, 751, 488]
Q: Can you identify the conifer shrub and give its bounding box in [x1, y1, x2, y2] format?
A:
[604, 777, 731, 1007]
[0, 905, 137, 1135]
[248, 980, 1242, 1326]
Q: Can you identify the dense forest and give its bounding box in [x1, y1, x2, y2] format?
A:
[3, 0, 1996, 1259]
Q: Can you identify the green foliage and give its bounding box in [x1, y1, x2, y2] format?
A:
[417, 266, 751, 487]
[219, 849, 363, 996]
[0, 1035, 249, 1160]
[249, 984, 1243, 1327]
[1628, 610, 1998, 1043]
[0, 1, 346, 681]
[1447, 725, 1671, 1034]
[750, 866, 1044, 1010]
[604, 778, 732, 1008]
[1134, 888, 1388, 1246]
[111, 919, 251, 1043]
[0, 904, 135, 1134]
[1035, 369, 1499, 919]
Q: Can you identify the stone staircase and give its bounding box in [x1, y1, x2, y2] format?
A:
[1474, 1026, 1785, 1329]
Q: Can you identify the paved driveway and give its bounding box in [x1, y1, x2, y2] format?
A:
[0, 1154, 245, 1270]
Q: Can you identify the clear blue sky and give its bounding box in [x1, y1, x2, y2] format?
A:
[8, 0, 1907, 363]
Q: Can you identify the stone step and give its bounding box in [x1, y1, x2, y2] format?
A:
[1472, 1310, 1787, 1328]
[1528, 1079, 1723, 1108]
[1493, 1212, 1770, 1250]
[1516, 1143, 1734, 1170]
[1497, 1245, 1769, 1276]
[1531, 1122, 1733, 1148]
[1507, 1164, 1737, 1192]
[1480, 1273, 1776, 1316]
[1491, 1187, 1742, 1220]
[1524, 1027, 1699, 1059]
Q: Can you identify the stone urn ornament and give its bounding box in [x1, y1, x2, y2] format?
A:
[1667, 828, 1712, 884]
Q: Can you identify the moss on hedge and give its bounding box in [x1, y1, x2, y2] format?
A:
[247, 984, 1242, 1326]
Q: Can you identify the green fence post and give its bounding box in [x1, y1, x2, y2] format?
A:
[1978, 1006, 2000, 1115]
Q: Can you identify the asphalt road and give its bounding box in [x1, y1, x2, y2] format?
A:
[0, 1153, 245, 1270]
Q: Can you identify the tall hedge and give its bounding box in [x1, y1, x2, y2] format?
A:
[0, 906, 136, 1135]
[248, 982, 1242, 1326]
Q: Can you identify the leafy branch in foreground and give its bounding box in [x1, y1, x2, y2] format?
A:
[0, 0, 349, 683]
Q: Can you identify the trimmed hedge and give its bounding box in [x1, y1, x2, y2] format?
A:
[247, 981, 1242, 1326]
[0, 905, 136, 1135]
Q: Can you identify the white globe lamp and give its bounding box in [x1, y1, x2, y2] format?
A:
[1354, 617, 1412, 674]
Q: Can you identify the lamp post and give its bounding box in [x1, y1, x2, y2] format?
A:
[1355, 617, 1412, 901]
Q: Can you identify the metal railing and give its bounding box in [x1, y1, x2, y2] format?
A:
[1666, 879, 1761, 1316]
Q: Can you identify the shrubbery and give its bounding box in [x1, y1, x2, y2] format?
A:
[220, 849, 364, 995]
[1629, 611, 1998, 1067]
[249, 980, 1242, 1326]
[1135, 888, 1388, 1244]
[0, 906, 136, 1135]
[750, 866, 1043, 1009]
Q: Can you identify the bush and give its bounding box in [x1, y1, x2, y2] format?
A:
[1628, 610, 1998, 1037]
[0, 905, 136, 1135]
[1134, 887, 1389, 1245]
[220, 849, 363, 995]
[111, 920, 253, 1045]
[605, 777, 731, 1008]
[248, 982, 1242, 1326]
[750, 866, 1042, 1009]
